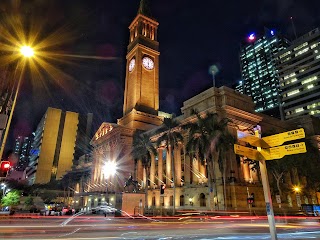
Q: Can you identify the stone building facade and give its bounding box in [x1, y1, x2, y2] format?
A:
[73, 1, 320, 214]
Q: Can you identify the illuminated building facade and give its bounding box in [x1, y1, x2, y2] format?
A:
[239, 29, 289, 118]
[76, 1, 163, 212]
[74, 3, 320, 213]
[276, 28, 320, 120]
[26, 107, 92, 184]
[14, 135, 33, 170]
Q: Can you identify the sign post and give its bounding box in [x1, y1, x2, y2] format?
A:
[255, 128, 278, 240]
[235, 127, 306, 240]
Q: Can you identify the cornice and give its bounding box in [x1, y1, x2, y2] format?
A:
[224, 105, 263, 123]
[129, 14, 159, 29]
[127, 44, 160, 58]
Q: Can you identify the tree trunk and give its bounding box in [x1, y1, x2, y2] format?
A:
[207, 158, 215, 210]
[211, 156, 218, 210]
[145, 166, 149, 214]
[272, 171, 284, 197]
[171, 146, 176, 216]
[223, 156, 227, 211]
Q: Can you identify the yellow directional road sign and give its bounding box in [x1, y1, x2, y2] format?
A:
[234, 142, 307, 161]
[234, 144, 261, 161]
[239, 128, 305, 148]
[260, 142, 306, 160]
[262, 128, 305, 148]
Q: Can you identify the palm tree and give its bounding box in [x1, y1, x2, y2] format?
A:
[183, 110, 234, 210]
[156, 118, 183, 216]
[132, 130, 157, 212]
[215, 119, 235, 210]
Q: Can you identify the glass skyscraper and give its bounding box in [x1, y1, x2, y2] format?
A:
[239, 29, 290, 118]
[276, 28, 320, 120]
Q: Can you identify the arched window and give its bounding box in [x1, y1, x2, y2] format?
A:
[200, 193, 206, 207]
[180, 195, 185, 206]
[170, 195, 174, 206]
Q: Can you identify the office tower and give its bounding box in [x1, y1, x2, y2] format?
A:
[276, 28, 320, 120]
[26, 107, 92, 185]
[240, 29, 290, 118]
[14, 135, 33, 170]
[14, 136, 22, 155]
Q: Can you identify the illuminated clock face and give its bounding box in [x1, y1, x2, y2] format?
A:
[129, 58, 135, 72]
[142, 56, 154, 70]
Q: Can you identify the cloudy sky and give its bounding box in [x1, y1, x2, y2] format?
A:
[1, 0, 320, 150]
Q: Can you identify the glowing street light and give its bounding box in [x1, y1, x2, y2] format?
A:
[293, 186, 301, 193]
[20, 46, 34, 57]
[0, 46, 34, 161]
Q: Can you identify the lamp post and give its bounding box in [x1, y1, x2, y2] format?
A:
[208, 64, 220, 88]
[103, 161, 117, 194]
[293, 186, 302, 208]
[1, 183, 6, 197]
[0, 46, 34, 161]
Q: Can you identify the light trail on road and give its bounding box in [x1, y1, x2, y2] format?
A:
[0, 215, 319, 239]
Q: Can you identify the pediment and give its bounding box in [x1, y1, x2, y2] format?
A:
[91, 122, 117, 143]
[90, 122, 135, 145]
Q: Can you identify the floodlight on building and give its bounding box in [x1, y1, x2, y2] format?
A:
[103, 160, 117, 178]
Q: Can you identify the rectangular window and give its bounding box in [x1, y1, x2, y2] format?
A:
[287, 89, 300, 96]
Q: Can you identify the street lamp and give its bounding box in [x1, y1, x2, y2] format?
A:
[20, 46, 34, 58]
[208, 64, 220, 88]
[0, 45, 34, 161]
[1, 183, 6, 197]
[103, 161, 117, 179]
[293, 186, 302, 208]
[293, 186, 301, 193]
[103, 161, 117, 193]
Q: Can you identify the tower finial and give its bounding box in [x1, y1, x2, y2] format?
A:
[137, 0, 152, 17]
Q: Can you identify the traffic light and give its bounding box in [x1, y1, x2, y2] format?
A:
[160, 184, 166, 194]
[0, 161, 11, 178]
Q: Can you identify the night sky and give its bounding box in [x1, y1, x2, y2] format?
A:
[2, 0, 320, 151]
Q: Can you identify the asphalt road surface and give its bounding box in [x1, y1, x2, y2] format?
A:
[0, 214, 319, 239]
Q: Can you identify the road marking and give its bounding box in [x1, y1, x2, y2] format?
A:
[58, 227, 81, 237]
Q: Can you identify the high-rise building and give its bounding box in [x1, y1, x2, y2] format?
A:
[239, 29, 290, 118]
[26, 107, 92, 185]
[14, 136, 22, 155]
[276, 28, 320, 120]
[14, 135, 33, 170]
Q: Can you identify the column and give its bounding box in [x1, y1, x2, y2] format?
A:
[158, 149, 163, 187]
[174, 145, 182, 186]
[184, 153, 191, 185]
[241, 157, 250, 182]
[137, 159, 143, 184]
[166, 147, 172, 186]
[150, 153, 155, 187]
[192, 157, 200, 184]
[143, 167, 147, 189]
[199, 161, 206, 183]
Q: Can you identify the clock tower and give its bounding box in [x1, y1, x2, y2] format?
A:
[118, 0, 162, 130]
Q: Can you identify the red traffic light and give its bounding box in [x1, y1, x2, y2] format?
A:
[1, 161, 10, 170]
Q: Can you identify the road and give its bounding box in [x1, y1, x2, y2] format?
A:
[0, 214, 319, 239]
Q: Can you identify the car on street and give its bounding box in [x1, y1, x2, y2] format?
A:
[92, 203, 116, 215]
